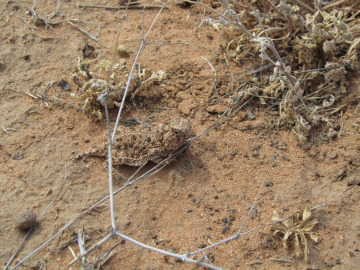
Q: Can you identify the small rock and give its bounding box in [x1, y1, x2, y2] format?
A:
[207, 252, 215, 263]
[58, 79, 71, 91]
[16, 210, 37, 231]
[246, 108, 256, 119]
[265, 181, 273, 187]
[230, 150, 237, 159]
[347, 171, 360, 186]
[333, 124, 341, 131]
[329, 152, 338, 159]
[174, 257, 183, 263]
[197, 243, 207, 248]
[206, 104, 228, 114]
[206, 34, 214, 40]
[150, 232, 157, 239]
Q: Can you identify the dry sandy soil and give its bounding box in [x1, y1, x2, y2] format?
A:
[1, 0, 360, 269]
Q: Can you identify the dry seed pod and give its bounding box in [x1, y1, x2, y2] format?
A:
[16, 210, 37, 231]
[116, 45, 129, 57]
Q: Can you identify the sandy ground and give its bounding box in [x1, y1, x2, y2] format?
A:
[1, 0, 360, 269]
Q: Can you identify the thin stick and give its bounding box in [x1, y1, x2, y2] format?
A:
[52, 97, 83, 110]
[202, 56, 219, 100]
[94, 240, 123, 268]
[70, 230, 224, 270]
[322, 0, 348, 11]
[103, 96, 116, 232]
[18, 16, 37, 31]
[68, 234, 113, 266]
[1, 126, 9, 135]
[47, 0, 60, 19]
[293, 65, 343, 74]
[78, 4, 166, 10]
[102, 4, 129, 233]
[292, 0, 315, 14]
[270, 257, 294, 263]
[67, 21, 107, 47]
[77, 229, 87, 267]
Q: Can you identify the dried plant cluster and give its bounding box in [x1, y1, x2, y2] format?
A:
[271, 205, 319, 261]
[210, 0, 360, 141]
[72, 58, 166, 119]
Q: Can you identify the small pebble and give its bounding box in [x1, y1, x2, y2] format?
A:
[58, 79, 71, 91]
[151, 232, 157, 239]
[265, 181, 273, 187]
[16, 210, 37, 231]
[329, 151, 338, 159]
[197, 243, 207, 248]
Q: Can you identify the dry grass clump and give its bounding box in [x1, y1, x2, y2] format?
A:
[209, 0, 360, 141]
[72, 59, 166, 119]
[271, 205, 319, 261]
